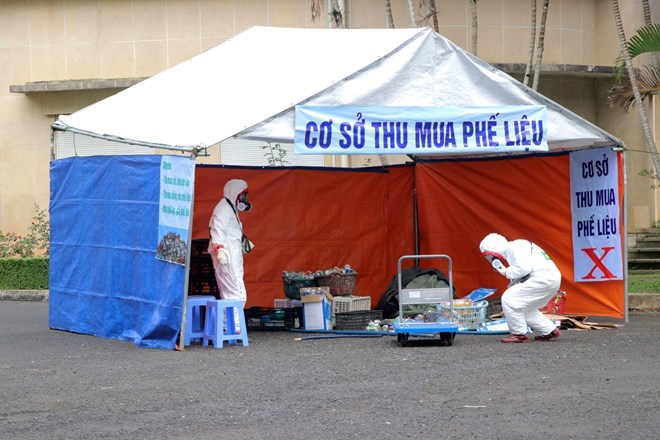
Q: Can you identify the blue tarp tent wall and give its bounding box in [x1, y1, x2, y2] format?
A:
[49, 155, 185, 350]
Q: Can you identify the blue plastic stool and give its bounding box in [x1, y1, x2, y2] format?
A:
[202, 299, 249, 348]
[184, 295, 216, 346]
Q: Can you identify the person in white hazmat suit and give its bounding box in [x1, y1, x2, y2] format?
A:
[208, 179, 253, 331]
[479, 233, 562, 343]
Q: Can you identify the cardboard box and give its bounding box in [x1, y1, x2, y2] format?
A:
[273, 298, 302, 308]
[301, 293, 333, 330]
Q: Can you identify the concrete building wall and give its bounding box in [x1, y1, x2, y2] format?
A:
[0, 0, 656, 234]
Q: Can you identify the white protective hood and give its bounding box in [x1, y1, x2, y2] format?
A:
[53, 26, 621, 154]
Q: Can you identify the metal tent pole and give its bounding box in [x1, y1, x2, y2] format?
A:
[617, 147, 629, 323]
[413, 164, 420, 259]
[178, 154, 198, 350]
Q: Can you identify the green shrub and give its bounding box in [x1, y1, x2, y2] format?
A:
[0, 258, 49, 289]
[0, 204, 49, 258]
[628, 272, 660, 293]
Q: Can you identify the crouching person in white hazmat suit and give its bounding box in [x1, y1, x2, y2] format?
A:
[208, 179, 253, 332]
[479, 233, 562, 343]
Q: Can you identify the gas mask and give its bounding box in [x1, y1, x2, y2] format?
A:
[482, 251, 506, 275]
[482, 251, 504, 265]
[236, 191, 252, 212]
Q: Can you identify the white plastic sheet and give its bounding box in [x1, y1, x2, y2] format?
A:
[54, 26, 621, 154]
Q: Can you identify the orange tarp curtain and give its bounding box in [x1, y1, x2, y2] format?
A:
[192, 153, 625, 318]
[414, 153, 625, 318]
[193, 165, 415, 308]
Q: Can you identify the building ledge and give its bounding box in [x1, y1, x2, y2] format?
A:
[493, 63, 615, 77]
[9, 77, 148, 94]
[9, 64, 615, 94]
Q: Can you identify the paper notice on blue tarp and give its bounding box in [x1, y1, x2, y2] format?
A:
[294, 105, 548, 155]
[156, 156, 195, 265]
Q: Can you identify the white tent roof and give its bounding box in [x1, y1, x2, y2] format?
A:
[53, 26, 621, 154]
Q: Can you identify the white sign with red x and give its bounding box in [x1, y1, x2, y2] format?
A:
[570, 147, 623, 282]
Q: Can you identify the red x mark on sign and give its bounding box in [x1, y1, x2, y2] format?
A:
[581, 247, 617, 280]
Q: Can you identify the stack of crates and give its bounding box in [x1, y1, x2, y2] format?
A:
[245, 305, 303, 331]
[188, 239, 219, 298]
[331, 296, 371, 326]
[334, 310, 383, 330]
[244, 298, 304, 331]
[274, 298, 303, 330]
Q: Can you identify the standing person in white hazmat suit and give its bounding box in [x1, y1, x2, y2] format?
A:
[208, 179, 253, 328]
[479, 233, 562, 343]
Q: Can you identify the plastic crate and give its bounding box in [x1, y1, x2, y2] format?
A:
[335, 310, 382, 330]
[188, 279, 220, 297]
[332, 296, 371, 315]
[245, 306, 303, 331]
[190, 238, 210, 257]
[189, 255, 215, 278]
[438, 300, 488, 330]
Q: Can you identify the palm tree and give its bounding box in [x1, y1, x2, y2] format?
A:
[386, 0, 395, 29]
[523, 0, 537, 86]
[470, 0, 478, 55]
[310, 0, 322, 22]
[309, 0, 344, 28]
[406, 0, 416, 27]
[418, 0, 439, 32]
[608, 24, 660, 112]
[532, 0, 549, 91]
[331, 0, 344, 28]
[641, 0, 659, 68]
[429, 0, 439, 32]
[642, 0, 651, 24]
[609, 1, 660, 178]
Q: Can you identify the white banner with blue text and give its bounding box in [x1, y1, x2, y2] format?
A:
[294, 106, 548, 155]
[156, 156, 196, 265]
[570, 147, 623, 281]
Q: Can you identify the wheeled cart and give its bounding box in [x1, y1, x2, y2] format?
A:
[392, 254, 459, 346]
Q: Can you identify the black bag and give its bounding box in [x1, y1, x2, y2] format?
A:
[376, 267, 456, 319]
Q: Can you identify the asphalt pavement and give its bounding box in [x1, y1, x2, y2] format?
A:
[0, 301, 658, 440]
